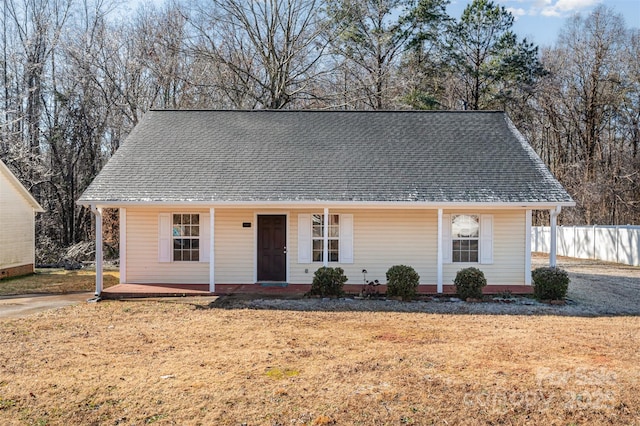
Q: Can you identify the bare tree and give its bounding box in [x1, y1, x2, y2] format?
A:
[529, 6, 638, 225]
[188, 0, 330, 109]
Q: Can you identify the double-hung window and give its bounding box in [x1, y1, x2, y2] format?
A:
[451, 214, 479, 263]
[312, 214, 339, 262]
[298, 213, 353, 264]
[172, 214, 200, 261]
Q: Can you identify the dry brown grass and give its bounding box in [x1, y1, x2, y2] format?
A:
[0, 301, 638, 425]
[0, 269, 118, 296]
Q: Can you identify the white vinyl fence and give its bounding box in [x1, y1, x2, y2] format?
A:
[532, 225, 640, 266]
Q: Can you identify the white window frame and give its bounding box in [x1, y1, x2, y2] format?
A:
[443, 213, 493, 265]
[312, 213, 340, 263]
[172, 213, 201, 262]
[298, 213, 353, 264]
[451, 214, 480, 263]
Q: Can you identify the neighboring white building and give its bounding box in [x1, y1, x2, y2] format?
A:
[0, 159, 44, 279]
[78, 110, 575, 296]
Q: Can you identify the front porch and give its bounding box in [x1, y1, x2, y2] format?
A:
[100, 283, 534, 299]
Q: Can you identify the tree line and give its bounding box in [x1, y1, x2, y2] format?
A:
[1, 0, 638, 262]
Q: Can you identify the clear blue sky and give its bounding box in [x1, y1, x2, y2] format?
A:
[448, 0, 640, 47]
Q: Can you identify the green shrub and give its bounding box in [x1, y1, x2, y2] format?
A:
[308, 267, 348, 297]
[454, 267, 487, 300]
[386, 265, 420, 300]
[532, 267, 569, 300]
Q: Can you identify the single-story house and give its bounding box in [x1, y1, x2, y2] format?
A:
[78, 110, 574, 296]
[0, 159, 45, 279]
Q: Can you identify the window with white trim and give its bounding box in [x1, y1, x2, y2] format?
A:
[451, 214, 479, 262]
[312, 214, 339, 262]
[172, 214, 200, 261]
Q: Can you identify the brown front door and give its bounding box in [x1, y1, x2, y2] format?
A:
[257, 215, 287, 282]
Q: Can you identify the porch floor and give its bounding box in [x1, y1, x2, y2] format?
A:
[100, 283, 532, 299]
[101, 283, 311, 299]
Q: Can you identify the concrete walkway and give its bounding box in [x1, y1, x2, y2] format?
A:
[0, 292, 94, 319]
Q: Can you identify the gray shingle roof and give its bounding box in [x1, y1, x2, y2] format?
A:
[78, 110, 573, 205]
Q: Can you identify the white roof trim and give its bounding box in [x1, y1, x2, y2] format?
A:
[80, 200, 575, 210]
[0, 159, 45, 212]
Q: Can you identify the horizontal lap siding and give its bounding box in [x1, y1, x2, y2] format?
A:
[124, 207, 525, 286]
[214, 209, 255, 284]
[289, 209, 437, 285]
[0, 175, 35, 269]
[443, 210, 525, 285]
[126, 208, 209, 284]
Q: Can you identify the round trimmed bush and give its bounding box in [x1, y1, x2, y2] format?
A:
[386, 265, 420, 300]
[454, 267, 487, 300]
[309, 267, 348, 297]
[532, 267, 569, 300]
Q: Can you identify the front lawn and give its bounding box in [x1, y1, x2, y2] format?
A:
[0, 269, 118, 296]
[0, 300, 637, 425]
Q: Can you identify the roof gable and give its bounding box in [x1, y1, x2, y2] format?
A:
[78, 110, 573, 206]
[0, 159, 45, 212]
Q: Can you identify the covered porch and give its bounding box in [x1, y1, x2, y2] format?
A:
[90, 205, 565, 299]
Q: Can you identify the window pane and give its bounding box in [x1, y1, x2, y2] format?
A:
[174, 239, 183, 249]
[191, 225, 199, 237]
[460, 251, 470, 262]
[452, 214, 479, 238]
[312, 214, 323, 226]
[192, 239, 199, 249]
[453, 251, 461, 262]
[183, 250, 191, 261]
[173, 250, 182, 261]
[329, 214, 339, 226]
[329, 240, 339, 262]
[173, 214, 181, 225]
[182, 214, 191, 224]
[469, 251, 478, 263]
[312, 239, 323, 262]
[312, 226, 323, 238]
[191, 215, 199, 225]
[183, 226, 191, 237]
[329, 226, 339, 238]
[191, 250, 199, 262]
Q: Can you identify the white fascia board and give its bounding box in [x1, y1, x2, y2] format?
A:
[78, 200, 576, 210]
[1, 160, 45, 212]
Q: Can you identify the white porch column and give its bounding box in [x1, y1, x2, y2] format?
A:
[119, 208, 127, 284]
[209, 208, 215, 293]
[437, 208, 443, 293]
[323, 207, 329, 267]
[549, 206, 561, 267]
[525, 209, 532, 285]
[92, 206, 103, 296]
